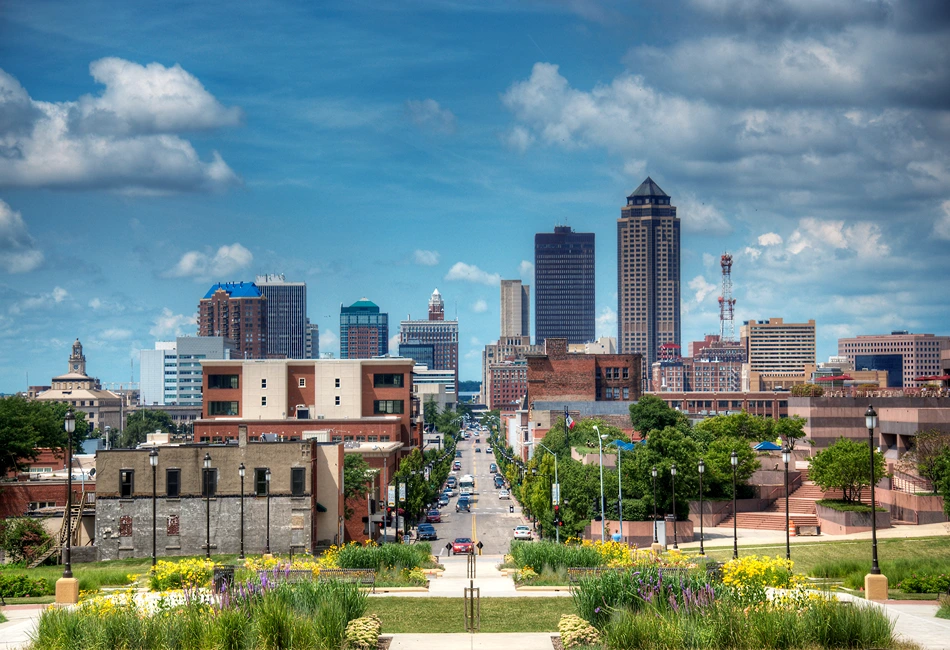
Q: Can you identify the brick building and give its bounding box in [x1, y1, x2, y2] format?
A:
[398, 289, 459, 393]
[340, 298, 389, 359]
[198, 282, 268, 359]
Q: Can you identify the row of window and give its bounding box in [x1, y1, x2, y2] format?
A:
[211, 373, 405, 392]
[118, 467, 306, 499]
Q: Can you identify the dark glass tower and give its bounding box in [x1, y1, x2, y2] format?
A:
[534, 226, 595, 345]
[256, 275, 307, 359]
[340, 298, 389, 359]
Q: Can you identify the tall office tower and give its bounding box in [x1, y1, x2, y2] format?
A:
[340, 298, 389, 359]
[838, 331, 950, 388]
[140, 336, 234, 406]
[399, 289, 459, 392]
[305, 319, 319, 359]
[198, 282, 268, 359]
[500, 280, 530, 338]
[617, 177, 681, 387]
[256, 274, 307, 359]
[534, 226, 595, 345]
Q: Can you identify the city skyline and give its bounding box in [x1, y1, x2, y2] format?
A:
[2, 1, 950, 393]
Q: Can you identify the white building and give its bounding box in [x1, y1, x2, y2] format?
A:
[140, 337, 234, 406]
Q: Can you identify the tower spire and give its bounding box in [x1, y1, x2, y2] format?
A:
[718, 253, 736, 342]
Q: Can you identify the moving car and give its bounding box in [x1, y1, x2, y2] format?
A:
[426, 509, 442, 523]
[453, 461, 462, 470]
[452, 537, 474, 554]
[489, 463, 497, 473]
[513, 525, 532, 540]
[475, 447, 481, 453]
[493, 475, 505, 489]
[456, 451, 462, 458]
[456, 497, 471, 513]
[417, 523, 438, 541]
[498, 489, 510, 499]
[487, 447, 493, 454]
[438, 494, 450, 507]
[446, 476, 457, 488]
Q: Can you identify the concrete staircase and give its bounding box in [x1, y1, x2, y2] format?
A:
[716, 480, 853, 531]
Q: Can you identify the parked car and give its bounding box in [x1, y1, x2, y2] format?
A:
[456, 451, 462, 458]
[513, 525, 532, 540]
[438, 494, 450, 507]
[487, 447, 493, 454]
[498, 489, 510, 499]
[456, 497, 471, 513]
[426, 509, 442, 523]
[452, 537, 474, 554]
[417, 524, 438, 541]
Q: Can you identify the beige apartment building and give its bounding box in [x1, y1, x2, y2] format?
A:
[741, 318, 816, 391]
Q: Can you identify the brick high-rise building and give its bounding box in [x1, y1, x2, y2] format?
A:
[198, 282, 268, 359]
[535, 226, 595, 346]
[399, 289, 459, 392]
[617, 177, 681, 389]
[838, 331, 950, 388]
[340, 298, 389, 359]
[500, 280, 530, 338]
[256, 274, 307, 359]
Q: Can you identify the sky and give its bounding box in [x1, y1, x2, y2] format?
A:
[1, 0, 949, 394]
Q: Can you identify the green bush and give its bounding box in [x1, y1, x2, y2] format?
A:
[816, 499, 886, 513]
[937, 596, 950, 620]
[0, 517, 52, 564]
[897, 573, 950, 594]
[0, 571, 52, 597]
[509, 540, 602, 573]
[335, 542, 433, 570]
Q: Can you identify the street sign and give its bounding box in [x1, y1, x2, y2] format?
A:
[552, 482, 560, 506]
[475, 541, 483, 550]
[387, 485, 396, 507]
[424, 467, 430, 481]
[399, 482, 406, 502]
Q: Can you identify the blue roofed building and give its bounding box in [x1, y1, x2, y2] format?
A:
[198, 281, 268, 359]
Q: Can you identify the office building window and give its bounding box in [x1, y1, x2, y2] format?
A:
[335, 396, 341, 406]
[255, 468, 269, 496]
[209, 401, 239, 416]
[208, 375, 239, 389]
[335, 378, 341, 388]
[374, 400, 404, 414]
[374, 373, 404, 388]
[261, 378, 267, 389]
[166, 469, 180, 498]
[119, 469, 134, 498]
[291, 468, 305, 496]
[261, 396, 267, 406]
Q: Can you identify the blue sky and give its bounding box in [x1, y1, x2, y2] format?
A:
[2, 0, 949, 393]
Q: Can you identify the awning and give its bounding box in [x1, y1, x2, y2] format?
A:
[315, 502, 328, 513]
[914, 375, 950, 381]
[753, 441, 783, 451]
[816, 375, 853, 381]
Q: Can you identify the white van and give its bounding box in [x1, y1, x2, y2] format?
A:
[459, 474, 475, 491]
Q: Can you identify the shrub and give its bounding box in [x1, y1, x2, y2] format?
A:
[344, 614, 382, 650]
[0, 517, 52, 564]
[558, 614, 600, 648]
[897, 573, 950, 594]
[147, 558, 215, 591]
[0, 571, 52, 597]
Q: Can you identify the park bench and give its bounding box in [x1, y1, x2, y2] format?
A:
[258, 568, 317, 584]
[567, 567, 623, 584]
[317, 568, 377, 592]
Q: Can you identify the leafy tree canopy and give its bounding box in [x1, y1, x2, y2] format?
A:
[118, 409, 175, 448]
[902, 429, 950, 494]
[701, 436, 760, 498]
[0, 396, 89, 476]
[628, 395, 688, 436]
[791, 384, 824, 397]
[809, 437, 886, 504]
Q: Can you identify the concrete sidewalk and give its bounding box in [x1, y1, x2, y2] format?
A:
[388, 633, 556, 649]
[0, 605, 45, 650]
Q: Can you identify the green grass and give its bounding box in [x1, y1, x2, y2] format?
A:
[816, 499, 887, 513]
[366, 597, 573, 632]
[0, 612, 6, 624]
[937, 596, 950, 620]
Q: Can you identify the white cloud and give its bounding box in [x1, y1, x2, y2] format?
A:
[472, 299, 488, 313]
[413, 249, 440, 266]
[519, 260, 534, 281]
[405, 99, 457, 134]
[702, 253, 716, 268]
[444, 262, 501, 286]
[389, 333, 401, 352]
[742, 246, 762, 261]
[52, 287, 68, 302]
[10, 285, 70, 314]
[0, 199, 43, 272]
[0, 60, 241, 192]
[933, 200, 950, 240]
[88, 298, 102, 309]
[758, 232, 783, 246]
[319, 329, 338, 353]
[149, 308, 195, 338]
[786, 217, 888, 258]
[502, 126, 533, 153]
[595, 306, 617, 338]
[688, 276, 717, 303]
[166, 243, 253, 280]
[678, 194, 732, 235]
[100, 328, 132, 341]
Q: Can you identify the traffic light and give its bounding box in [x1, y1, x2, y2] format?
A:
[553, 504, 561, 526]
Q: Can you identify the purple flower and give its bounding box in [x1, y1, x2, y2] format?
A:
[594, 607, 601, 614]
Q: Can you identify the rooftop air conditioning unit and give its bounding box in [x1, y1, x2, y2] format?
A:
[317, 415, 325, 420]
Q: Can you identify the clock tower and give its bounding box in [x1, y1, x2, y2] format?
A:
[69, 338, 86, 375]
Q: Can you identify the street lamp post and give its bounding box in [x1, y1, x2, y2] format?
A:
[730, 450, 738, 560]
[537, 442, 559, 543]
[203, 453, 212, 559]
[149, 449, 158, 566]
[265, 468, 272, 555]
[55, 410, 78, 604]
[238, 463, 246, 559]
[670, 463, 678, 550]
[697, 458, 705, 556]
[593, 426, 607, 542]
[782, 446, 791, 561]
[651, 466, 658, 545]
[864, 405, 888, 599]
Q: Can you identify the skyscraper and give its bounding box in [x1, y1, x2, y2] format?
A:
[340, 298, 389, 359]
[534, 226, 595, 345]
[500, 279, 530, 338]
[256, 274, 307, 359]
[198, 282, 268, 359]
[399, 289, 459, 392]
[617, 177, 681, 386]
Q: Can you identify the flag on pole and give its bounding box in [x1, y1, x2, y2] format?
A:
[565, 406, 576, 430]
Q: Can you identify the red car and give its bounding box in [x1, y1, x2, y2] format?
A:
[426, 509, 442, 523]
[452, 537, 474, 554]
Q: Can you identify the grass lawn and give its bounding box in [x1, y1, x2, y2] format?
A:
[367, 597, 574, 633]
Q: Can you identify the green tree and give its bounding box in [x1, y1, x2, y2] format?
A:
[692, 412, 773, 445]
[932, 447, 950, 518]
[809, 438, 886, 504]
[627, 426, 701, 520]
[423, 399, 440, 431]
[791, 384, 824, 397]
[628, 395, 688, 436]
[906, 430, 950, 494]
[0, 397, 90, 476]
[0, 517, 52, 564]
[343, 454, 372, 518]
[118, 409, 175, 448]
[701, 436, 759, 498]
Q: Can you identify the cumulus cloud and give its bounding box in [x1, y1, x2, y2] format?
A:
[166, 243, 253, 280]
[405, 99, 457, 134]
[8, 286, 68, 314]
[785, 217, 888, 258]
[319, 329, 338, 353]
[596, 306, 617, 338]
[472, 299, 488, 313]
[389, 333, 401, 352]
[758, 232, 783, 246]
[100, 327, 132, 341]
[688, 276, 717, 303]
[0, 199, 43, 272]
[0, 59, 241, 192]
[934, 200, 950, 240]
[413, 249, 440, 266]
[519, 260, 534, 281]
[502, 126, 533, 153]
[149, 308, 195, 338]
[445, 262, 501, 286]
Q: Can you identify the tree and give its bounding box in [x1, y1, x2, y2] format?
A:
[809, 438, 886, 504]
[0, 517, 52, 564]
[791, 384, 824, 397]
[343, 454, 372, 518]
[0, 397, 89, 476]
[692, 412, 773, 446]
[629, 395, 688, 436]
[906, 430, 950, 494]
[702, 436, 759, 498]
[119, 409, 175, 448]
[932, 447, 950, 518]
[627, 425, 701, 520]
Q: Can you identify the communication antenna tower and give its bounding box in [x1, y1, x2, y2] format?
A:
[718, 252, 736, 342]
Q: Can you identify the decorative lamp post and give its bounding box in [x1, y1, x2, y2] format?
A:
[864, 405, 888, 599]
[537, 441, 559, 543]
[265, 468, 272, 555]
[204, 453, 212, 559]
[592, 426, 607, 542]
[670, 463, 678, 550]
[782, 445, 791, 561]
[149, 449, 158, 566]
[697, 458, 705, 556]
[55, 410, 78, 604]
[651, 466, 659, 546]
[730, 450, 739, 560]
[238, 463, 246, 559]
